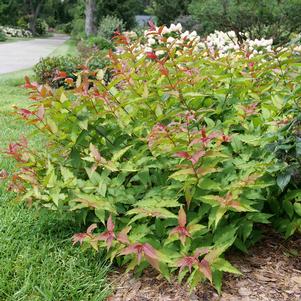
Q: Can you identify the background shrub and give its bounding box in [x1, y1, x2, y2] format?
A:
[98, 15, 125, 40]
[56, 22, 73, 34]
[35, 19, 49, 36]
[0, 29, 7, 42]
[34, 53, 110, 88]
[33, 56, 79, 88]
[86, 36, 113, 50]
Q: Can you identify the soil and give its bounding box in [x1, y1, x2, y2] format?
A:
[107, 231, 301, 301]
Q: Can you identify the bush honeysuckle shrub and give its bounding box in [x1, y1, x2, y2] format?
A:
[4, 25, 301, 291]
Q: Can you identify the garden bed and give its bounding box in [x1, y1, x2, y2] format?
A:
[109, 230, 301, 301]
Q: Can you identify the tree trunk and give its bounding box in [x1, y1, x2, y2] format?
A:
[85, 0, 97, 36]
[27, 0, 43, 35]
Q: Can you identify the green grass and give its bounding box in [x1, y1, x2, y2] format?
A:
[0, 61, 110, 300]
[0, 37, 33, 44]
[50, 39, 79, 57]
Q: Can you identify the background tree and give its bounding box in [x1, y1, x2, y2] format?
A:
[147, 0, 191, 25]
[85, 0, 97, 36]
[189, 0, 301, 44]
[24, 0, 45, 35]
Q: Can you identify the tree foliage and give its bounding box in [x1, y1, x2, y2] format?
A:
[189, 0, 301, 44]
[148, 0, 191, 25]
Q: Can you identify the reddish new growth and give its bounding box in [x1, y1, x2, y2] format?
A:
[119, 242, 158, 265]
[72, 223, 98, 245]
[175, 150, 206, 165]
[241, 102, 258, 116]
[147, 123, 169, 148]
[190, 127, 219, 147]
[177, 248, 211, 281]
[5, 136, 29, 162]
[95, 215, 116, 249]
[146, 52, 158, 60]
[170, 207, 191, 244]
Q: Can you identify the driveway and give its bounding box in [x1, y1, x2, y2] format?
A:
[0, 34, 69, 74]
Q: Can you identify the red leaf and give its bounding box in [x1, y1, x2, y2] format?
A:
[175, 151, 190, 160]
[148, 19, 156, 31]
[190, 150, 206, 165]
[119, 243, 158, 265]
[159, 65, 169, 76]
[146, 52, 158, 60]
[53, 71, 67, 81]
[117, 227, 130, 244]
[86, 223, 97, 235]
[107, 214, 114, 232]
[199, 259, 212, 282]
[18, 108, 32, 119]
[36, 105, 45, 121]
[72, 233, 88, 245]
[143, 243, 158, 259]
[24, 76, 38, 89]
[221, 134, 231, 143]
[177, 255, 198, 273]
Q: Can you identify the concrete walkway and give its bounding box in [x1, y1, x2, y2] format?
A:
[0, 34, 69, 74]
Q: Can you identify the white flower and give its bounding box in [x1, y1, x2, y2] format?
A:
[175, 23, 182, 32]
[144, 46, 153, 53]
[189, 31, 197, 38]
[161, 26, 169, 35]
[155, 50, 165, 56]
[170, 24, 177, 32]
[148, 38, 156, 45]
[167, 37, 175, 44]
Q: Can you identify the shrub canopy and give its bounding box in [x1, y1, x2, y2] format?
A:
[5, 24, 301, 291]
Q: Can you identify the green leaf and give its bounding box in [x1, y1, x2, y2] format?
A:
[212, 258, 241, 275]
[112, 145, 133, 162]
[294, 203, 301, 217]
[277, 173, 291, 191]
[47, 117, 58, 134]
[283, 199, 294, 219]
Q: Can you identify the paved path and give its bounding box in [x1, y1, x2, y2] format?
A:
[0, 34, 69, 74]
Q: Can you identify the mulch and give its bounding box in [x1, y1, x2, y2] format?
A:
[107, 230, 301, 301]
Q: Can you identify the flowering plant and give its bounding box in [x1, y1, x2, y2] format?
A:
[0, 26, 32, 38]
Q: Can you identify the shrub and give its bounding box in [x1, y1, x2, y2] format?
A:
[0, 26, 32, 38]
[267, 89, 301, 237]
[98, 15, 125, 40]
[35, 19, 49, 36]
[56, 22, 73, 34]
[86, 36, 114, 50]
[33, 56, 79, 88]
[16, 17, 29, 29]
[0, 29, 7, 42]
[5, 25, 301, 291]
[71, 18, 85, 40]
[33, 53, 110, 88]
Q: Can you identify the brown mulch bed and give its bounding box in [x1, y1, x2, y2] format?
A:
[107, 231, 301, 301]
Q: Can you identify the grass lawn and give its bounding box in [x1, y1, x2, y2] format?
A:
[50, 39, 79, 57]
[0, 46, 110, 300]
[0, 37, 33, 44]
